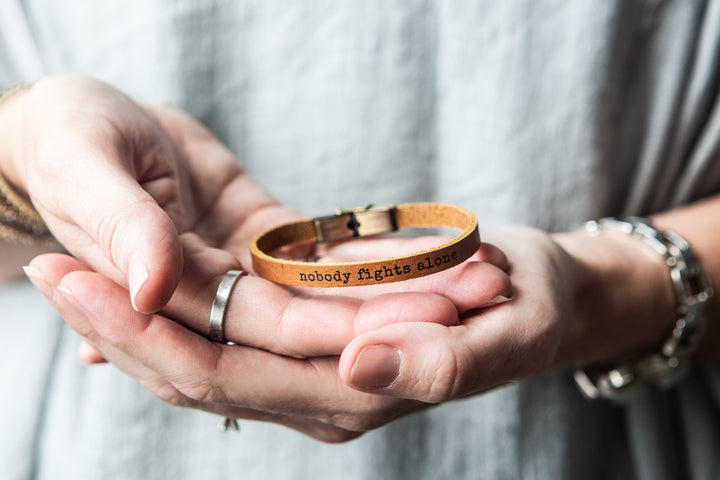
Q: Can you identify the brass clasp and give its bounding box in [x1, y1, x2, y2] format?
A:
[313, 204, 397, 243]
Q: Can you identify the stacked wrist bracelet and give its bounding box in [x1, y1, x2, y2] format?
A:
[0, 84, 58, 247]
[0, 173, 57, 246]
[574, 217, 713, 401]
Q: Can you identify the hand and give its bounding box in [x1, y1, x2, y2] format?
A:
[2, 73, 292, 313]
[339, 227, 578, 401]
[28, 236, 511, 442]
[338, 225, 677, 402]
[9, 73, 510, 359]
[11, 76, 515, 441]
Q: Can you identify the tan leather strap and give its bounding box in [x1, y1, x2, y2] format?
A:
[250, 203, 480, 287]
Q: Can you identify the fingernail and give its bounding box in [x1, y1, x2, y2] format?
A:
[128, 252, 149, 312]
[484, 295, 512, 306]
[350, 345, 401, 388]
[23, 265, 54, 300]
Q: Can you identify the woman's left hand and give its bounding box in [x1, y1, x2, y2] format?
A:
[28, 233, 510, 442]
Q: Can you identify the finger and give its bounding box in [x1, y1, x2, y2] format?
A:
[31, 248, 457, 359]
[53, 271, 405, 429]
[24, 87, 183, 312]
[35, 158, 182, 313]
[82, 260, 460, 358]
[27, 253, 157, 368]
[26, 254, 103, 350]
[29, 249, 458, 362]
[150, 234, 460, 357]
[24, 255, 93, 311]
[475, 242, 510, 272]
[163, 234, 511, 356]
[30, 237, 510, 363]
[224, 281, 461, 357]
[39, 270, 358, 442]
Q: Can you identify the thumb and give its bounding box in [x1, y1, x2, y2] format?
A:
[31, 150, 183, 314]
[17, 75, 185, 313]
[339, 323, 482, 403]
[105, 196, 184, 314]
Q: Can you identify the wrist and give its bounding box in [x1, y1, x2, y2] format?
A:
[551, 226, 675, 368]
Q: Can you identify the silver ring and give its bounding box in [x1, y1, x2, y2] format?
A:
[209, 269, 247, 343]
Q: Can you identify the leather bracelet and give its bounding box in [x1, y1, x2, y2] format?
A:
[573, 217, 713, 401]
[250, 203, 480, 287]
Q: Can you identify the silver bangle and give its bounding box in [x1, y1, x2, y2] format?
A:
[573, 217, 713, 401]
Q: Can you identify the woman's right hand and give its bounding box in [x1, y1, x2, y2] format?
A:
[1, 73, 314, 313]
[1, 74, 194, 311]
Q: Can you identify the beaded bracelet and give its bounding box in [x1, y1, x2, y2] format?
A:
[574, 217, 713, 401]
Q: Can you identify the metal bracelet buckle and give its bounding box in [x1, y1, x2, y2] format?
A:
[313, 204, 397, 243]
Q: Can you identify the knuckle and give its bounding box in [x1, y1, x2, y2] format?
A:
[415, 344, 471, 403]
[94, 301, 149, 353]
[93, 203, 145, 265]
[172, 354, 229, 405]
[100, 322, 137, 354]
[275, 298, 294, 353]
[496, 272, 513, 298]
[174, 378, 227, 405]
[275, 295, 308, 357]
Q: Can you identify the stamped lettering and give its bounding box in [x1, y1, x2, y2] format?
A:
[297, 250, 460, 285]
